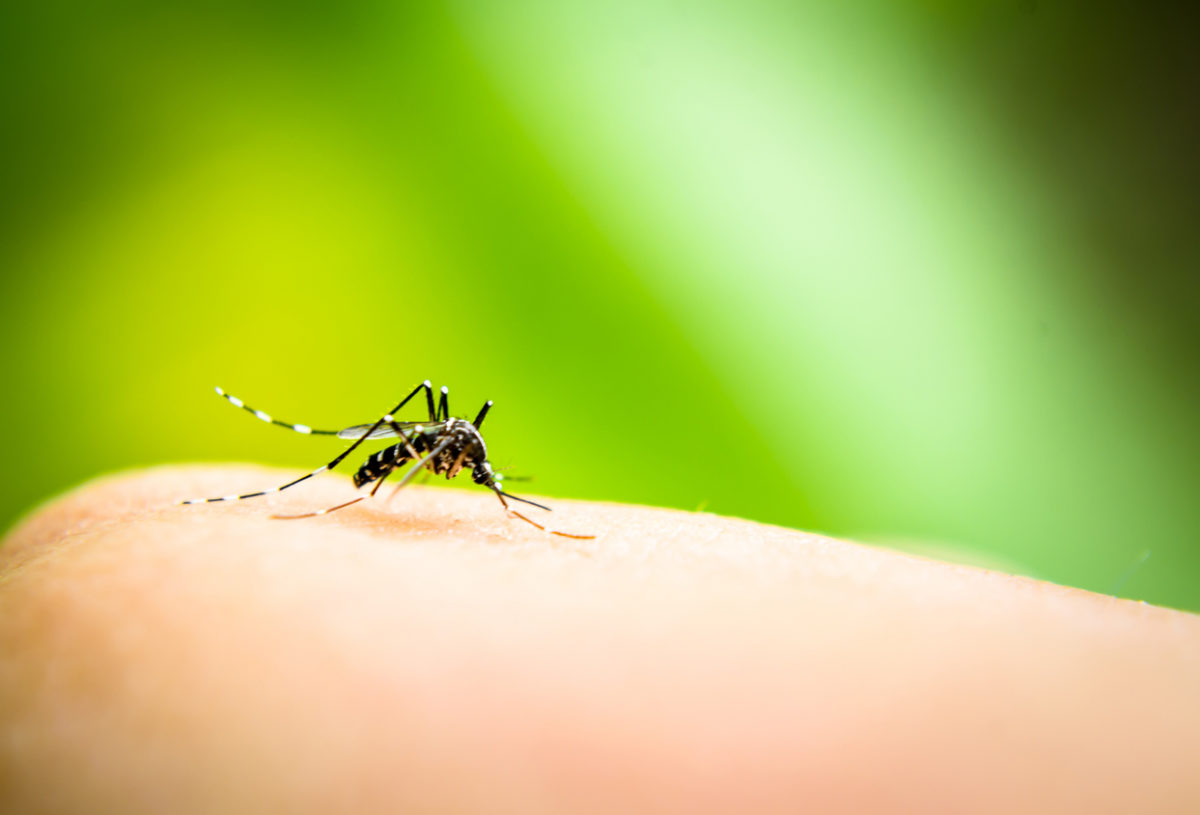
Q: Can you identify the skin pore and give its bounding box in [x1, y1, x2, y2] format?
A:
[1, 465, 1198, 813]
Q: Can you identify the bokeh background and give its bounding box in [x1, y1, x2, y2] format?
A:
[2, 2, 1197, 609]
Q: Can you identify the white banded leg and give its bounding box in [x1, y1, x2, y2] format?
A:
[180, 465, 332, 505]
[180, 381, 436, 506]
[270, 467, 397, 519]
[213, 386, 342, 436]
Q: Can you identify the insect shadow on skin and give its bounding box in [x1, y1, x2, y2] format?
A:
[181, 381, 594, 539]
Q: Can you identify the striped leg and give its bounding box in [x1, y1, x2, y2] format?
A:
[180, 381, 435, 506]
[212, 382, 440, 435]
[212, 386, 342, 436]
[270, 465, 397, 520]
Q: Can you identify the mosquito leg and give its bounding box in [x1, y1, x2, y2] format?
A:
[551, 530, 597, 540]
[437, 385, 450, 421]
[270, 496, 367, 520]
[181, 380, 435, 505]
[368, 385, 429, 463]
[383, 437, 454, 503]
[473, 400, 493, 428]
[368, 470, 394, 497]
[180, 466, 339, 505]
[271, 464, 400, 520]
[401, 438, 451, 487]
[383, 419, 421, 462]
[508, 508, 545, 530]
[491, 487, 595, 539]
[506, 510, 594, 539]
[446, 447, 470, 480]
[423, 382, 437, 422]
[213, 386, 341, 436]
[493, 489, 550, 512]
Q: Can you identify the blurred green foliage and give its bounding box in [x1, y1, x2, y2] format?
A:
[2, 2, 1197, 609]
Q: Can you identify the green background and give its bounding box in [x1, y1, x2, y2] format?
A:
[2, 2, 1197, 609]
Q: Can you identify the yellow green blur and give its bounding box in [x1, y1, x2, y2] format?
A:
[2, 2, 1197, 609]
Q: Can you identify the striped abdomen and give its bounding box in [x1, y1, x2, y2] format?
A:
[353, 443, 411, 488]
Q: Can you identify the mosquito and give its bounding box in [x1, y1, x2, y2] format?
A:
[180, 381, 594, 539]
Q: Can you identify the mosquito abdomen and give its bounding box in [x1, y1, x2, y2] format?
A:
[353, 443, 408, 488]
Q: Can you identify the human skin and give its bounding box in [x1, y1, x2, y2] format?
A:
[1, 466, 1197, 814]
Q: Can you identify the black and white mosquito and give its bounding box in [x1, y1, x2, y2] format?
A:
[181, 381, 594, 539]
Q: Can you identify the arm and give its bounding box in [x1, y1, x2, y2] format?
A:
[2, 465, 1198, 813]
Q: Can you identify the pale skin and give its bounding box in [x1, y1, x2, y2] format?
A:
[1, 466, 1198, 813]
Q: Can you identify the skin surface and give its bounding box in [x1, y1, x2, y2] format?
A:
[1, 465, 1198, 814]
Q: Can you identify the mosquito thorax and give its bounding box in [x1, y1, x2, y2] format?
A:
[418, 417, 481, 479]
[441, 417, 486, 452]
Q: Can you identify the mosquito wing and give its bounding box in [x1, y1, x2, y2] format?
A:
[336, 420, 444, 441]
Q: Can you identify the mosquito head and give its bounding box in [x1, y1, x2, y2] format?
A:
[471, 460, 496, 487]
